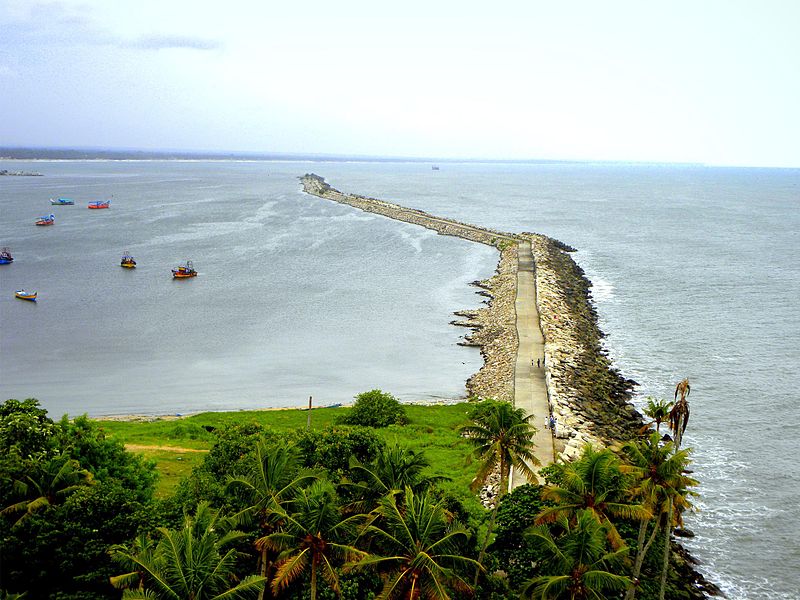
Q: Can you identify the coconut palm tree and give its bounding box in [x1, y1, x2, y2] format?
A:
[522, 510, 631, 599]
[343, 444, 449, 513]
[226, 440, 318, 599]
[459, 400, 539, 582]
[1, 453, 94, 527]
[259, 480, 365, 600]
[621, 432, 697, 600]
[669, 379, 691, 448]
[354, 487, 480, 600]
[109, 502, 266, 599]
[536, 445, 650, 550]
[639, 398, 674, 435]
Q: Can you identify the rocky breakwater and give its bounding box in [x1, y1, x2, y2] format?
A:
[301, 173, 518, 402]
[524, 233, 716, 598]
[525, 232, 643, 458]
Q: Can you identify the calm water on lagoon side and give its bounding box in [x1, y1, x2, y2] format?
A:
[1, 160, 799, 599]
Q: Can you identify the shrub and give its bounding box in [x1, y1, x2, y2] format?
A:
[293, 426, 384, 477]
[337, 389, 408, 428]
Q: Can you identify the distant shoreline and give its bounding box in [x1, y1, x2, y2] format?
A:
[0, 147, 706, 167]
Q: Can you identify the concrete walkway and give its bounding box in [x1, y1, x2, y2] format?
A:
[511, 240, 555, 489]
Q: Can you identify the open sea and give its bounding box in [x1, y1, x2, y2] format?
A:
[1, 160, 798, 598]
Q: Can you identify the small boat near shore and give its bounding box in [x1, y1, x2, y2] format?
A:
[120, 253, 136, 268]
[15, 290, 37, 301]
[0, 248, 13, 264]
[35, 214, 55, 226]
[172, 261, 197, 278]
[50, 198, 75, 205]
[88, 201, 110, 209]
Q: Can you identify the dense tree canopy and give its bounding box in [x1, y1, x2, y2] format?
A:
[0, 396, 701, 600]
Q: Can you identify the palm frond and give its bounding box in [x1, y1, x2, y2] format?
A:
[270, 549, 309, 593]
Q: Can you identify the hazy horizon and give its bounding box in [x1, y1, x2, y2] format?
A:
[2, 144, 713, 166]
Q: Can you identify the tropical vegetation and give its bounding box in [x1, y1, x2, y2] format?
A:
[0, 391, 701, 600]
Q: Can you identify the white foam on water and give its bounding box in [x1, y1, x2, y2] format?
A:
[149, 221, 263, 245]
[243, 200, 279, 224]
[589, 276, 616, 302]
[396, 224, 434, 253]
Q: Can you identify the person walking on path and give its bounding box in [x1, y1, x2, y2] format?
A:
[537, 358, 540, 368]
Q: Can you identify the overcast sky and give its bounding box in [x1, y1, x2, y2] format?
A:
[1, 0, 799, 166]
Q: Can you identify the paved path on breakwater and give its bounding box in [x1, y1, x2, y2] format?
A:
[511, 240, 554, 488]
[300, 175, 556, 474]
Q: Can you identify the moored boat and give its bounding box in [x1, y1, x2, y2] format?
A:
[88, 201, 110, 209]
[172, 260, 197, 278]
[50, 198, 75, 205]
[120, 252, 137, 268]
[15, 290, 37, 301]
[35, 214, 55, 226]
[0, 247, 13, 264]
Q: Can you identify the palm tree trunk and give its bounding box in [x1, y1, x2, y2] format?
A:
[658, 497, 674, 600]
[258, 546, 276, 600]
[624, 519, 649, 600]
[473, 458, 507, 587]
[625, 516, 660, 600]
[473, 502, 499, 586]
[311, 560, 317, 600]
[258, 547, 268, 600]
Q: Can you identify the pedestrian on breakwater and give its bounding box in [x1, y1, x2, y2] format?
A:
[544, 416, 550, 430]
[537, 358, 540, 368]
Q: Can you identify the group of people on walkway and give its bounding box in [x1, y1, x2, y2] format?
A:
[544, 414, 558, 436]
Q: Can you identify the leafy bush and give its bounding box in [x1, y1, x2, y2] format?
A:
[171, 423, 283, 511]
[165, 422, 216, 441]
[337, 389, 408, 428]
[293, 426, 384, 477]
[0, 398, 55, 459]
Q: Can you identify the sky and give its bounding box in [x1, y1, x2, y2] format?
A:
[1, 0, 799, 167]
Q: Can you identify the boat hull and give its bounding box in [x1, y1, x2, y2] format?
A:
[172, 272, 197, 278]
[88, 202, 110, 209]
[121, 263, 136, 268]
[0, 259, 12, 265]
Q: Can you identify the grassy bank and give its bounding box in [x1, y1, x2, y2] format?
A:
[96, 403, 478, 498]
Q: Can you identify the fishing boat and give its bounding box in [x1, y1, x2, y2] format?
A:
[50, 198, 75, 205]
[15, 290, 37, 301]
[35, 214, 55, 226]
[0, 247, 12, 264]
[88, 201, 110, 209]
[172, 260, 197, 278]
[120, 252, 137, 268]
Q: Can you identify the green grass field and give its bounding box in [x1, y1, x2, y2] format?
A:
[96, 403, 479, 499]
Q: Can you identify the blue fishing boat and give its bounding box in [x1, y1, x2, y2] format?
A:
[0, 247, 12, 264]
[15, 290, 37, 301]
[50, 198, 75, 205]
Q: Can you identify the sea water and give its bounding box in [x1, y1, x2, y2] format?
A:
[1, 160, 798, 598]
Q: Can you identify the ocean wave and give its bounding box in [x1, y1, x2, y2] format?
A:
[589, 277, 616, 302]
